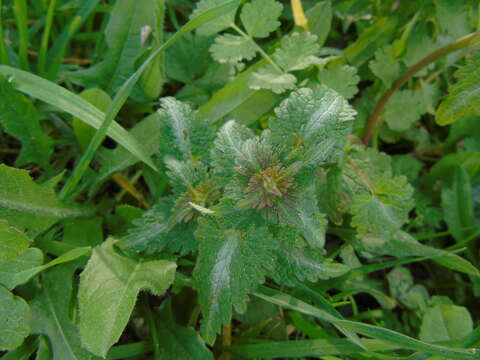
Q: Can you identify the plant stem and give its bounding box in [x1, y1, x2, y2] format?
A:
[13, 0, 29, 70]
[362, 31, 480, 145]
[231, 23, 284, 74]
[38, 0, 57, 76]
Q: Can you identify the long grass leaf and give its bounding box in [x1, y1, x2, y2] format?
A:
[0, 65, 156, 169]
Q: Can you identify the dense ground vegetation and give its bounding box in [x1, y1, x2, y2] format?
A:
[1, 0, 480, 359]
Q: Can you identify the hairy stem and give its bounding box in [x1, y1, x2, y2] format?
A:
[362, 32, 480, 145]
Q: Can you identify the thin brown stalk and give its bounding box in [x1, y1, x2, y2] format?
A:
[362, 32, 480, 145]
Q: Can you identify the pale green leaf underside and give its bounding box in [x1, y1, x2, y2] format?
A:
[79, 239, 176, 357]
[210, 34, 257, 63]
[249, 65, 297, 94]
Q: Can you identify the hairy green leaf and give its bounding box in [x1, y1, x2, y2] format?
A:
[193, 216, 278, 344]
[270, 86, 355, 160]
[78, 239, 176, 357]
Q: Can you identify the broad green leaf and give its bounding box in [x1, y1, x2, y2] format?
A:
[121, 199, 196, 255]
[0, 286, 31, 351]
[36, 336, 53, 360]
[193, 216, 278, 344]
[441, 167, 476, 242]
[345, 17, 398, 66]
[351, 176, 414, 235]
[73, 88, 112, 150]
[420, 303, 473, 342]
[0, 78, 54, 169]
[0, 248, 43, 290]
[436, 55, 480, 125]
[277, 185, 328, 248]
[306, 0, 332, 47]
[158, 97, 215, 161]
[317, 64, 360, 99]
[0, 220, 30, 261]
[434, 0, 470, 38]
[78, 239, 176, 357]
[210, 34, 257, 63]
[369, 44, 400, 87]
[249, 65, 297, 94]
[69, 0, 165, 95]
[270, 86, 355, 158]
[211, 120, 255, 183]
[30, 262, 97, 360]
[0, 164, 93, 236]
[0, 66, 156, 169]
[273, 32, 320, 72]
[191, 0, 239, 36]
[240, 0, 282, 38]
[156, 301, 214, 360]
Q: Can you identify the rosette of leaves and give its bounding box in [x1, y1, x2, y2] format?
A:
[122, 85, 355, 343]
[192, 0, 321, 93]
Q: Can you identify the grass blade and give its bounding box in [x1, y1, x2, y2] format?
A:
[46, 0, 101, 80]
[38, 0, 57, 76]
[0, 65, 156, 170]
[13, 0, 29, 70]
[255, 286, 480, 360]
[0, 0, 8, 64]
[59, 0, 240, 198]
